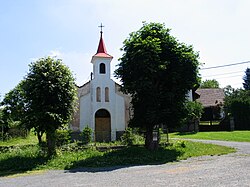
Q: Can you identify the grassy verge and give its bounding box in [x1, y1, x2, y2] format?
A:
[0, 140, 235, 177]
[0, 133, 39, 147]
[169, 131, 250, 142]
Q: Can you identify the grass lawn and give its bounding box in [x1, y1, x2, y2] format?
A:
[0, 138, 235, 177]
[169, 131, 250, 142]
[0, 134, 38, 147]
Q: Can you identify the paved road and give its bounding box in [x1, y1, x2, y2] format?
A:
[0, 140, 250, 187]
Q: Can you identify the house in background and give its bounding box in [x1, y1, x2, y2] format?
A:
[70, 30, 131, 142]
[196, 88, 225, 123]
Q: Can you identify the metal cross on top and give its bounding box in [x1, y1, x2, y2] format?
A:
[98, 23, 105, 34]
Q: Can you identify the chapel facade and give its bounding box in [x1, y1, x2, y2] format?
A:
[70, 30, 131, 142]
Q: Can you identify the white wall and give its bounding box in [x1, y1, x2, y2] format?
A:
[79, 93, 91, 131]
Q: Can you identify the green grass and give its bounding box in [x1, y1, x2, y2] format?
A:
[0, 134, 39, 147]
[0, 140, 235, 177]
[169, 131, 250, 142]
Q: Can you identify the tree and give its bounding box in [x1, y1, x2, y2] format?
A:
[183, 101, 203, 132]
[243, 68, 250, 90]
[200, 79, 219, 88]
[223, 85, 235, 96]
[115, 22, 200, 150]
[1, 81, 26, 136]
[21, 57, 77, 156]
[0, 108, 4, 141]
[1, 81, 46, 143]
[1, 81, 26, 121]
[224, 89, 250, 130]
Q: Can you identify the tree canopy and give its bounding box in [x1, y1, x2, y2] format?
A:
[200, 79, 220, 88]
[224, 89, 250, 130]
[223, 85, 235, 96]
[1, 81, 26, 136]
[243, 68, 250, 90]
[115, 22, 200, 150]
[1, 57, 77, 155]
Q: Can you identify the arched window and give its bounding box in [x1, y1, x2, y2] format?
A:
[96, 87, 101, 102]
[100, 63, 106, 74]
[105, 87, 109, 102]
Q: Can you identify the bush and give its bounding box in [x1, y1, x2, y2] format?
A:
[55, 129, 71, 147]
[8, 127, 29, 138]
[121, 128, 134, 146]
[120, 128, 144, 146]
[81, 126, 92, 145]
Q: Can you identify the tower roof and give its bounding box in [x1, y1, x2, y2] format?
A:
[93, 31, 113, 58]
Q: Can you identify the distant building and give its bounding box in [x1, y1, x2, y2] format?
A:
[196, 88, 225, 121]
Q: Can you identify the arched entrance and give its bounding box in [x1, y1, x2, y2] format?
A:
[95, 109, 111, 142]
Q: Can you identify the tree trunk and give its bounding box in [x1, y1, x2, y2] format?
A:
[166, 127, 169, 143]
[145, 125, 159, 150]
[37, 131, 43, 145]
[46, 130, 56, 156]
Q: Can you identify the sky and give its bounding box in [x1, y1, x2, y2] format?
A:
[1, 0, 250, 100]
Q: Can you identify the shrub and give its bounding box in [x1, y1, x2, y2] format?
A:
[81, 126, 92, 145]
[55, 129, 71, 147]
[121, 127, 137, 146]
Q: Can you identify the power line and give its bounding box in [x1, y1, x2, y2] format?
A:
[201, 61, 250, 70]
[202, 70, 243, 78]
[212, 74, 243, 80]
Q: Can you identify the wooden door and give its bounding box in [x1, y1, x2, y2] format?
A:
[95, 109, 111, 142]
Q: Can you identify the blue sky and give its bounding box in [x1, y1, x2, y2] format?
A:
[1, 0, 250, 100]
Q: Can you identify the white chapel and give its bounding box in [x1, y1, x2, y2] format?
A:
[70, 29, 131, 142]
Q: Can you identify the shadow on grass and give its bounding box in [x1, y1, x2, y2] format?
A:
[0, 152, 49, 177]
[65, 146, 182, 173]
[175, 132, 198, 136]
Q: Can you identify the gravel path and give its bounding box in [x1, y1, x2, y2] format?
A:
[0, 140, 250, 187]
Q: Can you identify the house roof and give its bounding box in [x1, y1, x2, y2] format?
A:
[196, 88, 225, 107]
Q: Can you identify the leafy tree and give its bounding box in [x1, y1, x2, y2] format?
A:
[1, 82, 25, 121]
[200, 79, 220, 88]
[21, 57, 76, 156]
[1, 81, 46, 143]
[1, 82, 26, 136]
[224, 89, 250, 130]
[243, 68, 250, 90]
[0, 108, 4, 140]
[1, 57, 76, 153]
[223, 85, 235, 96]
[183, 101, 203, 131]
[115, 22, 200, 150]
[0, 108, 3, 124]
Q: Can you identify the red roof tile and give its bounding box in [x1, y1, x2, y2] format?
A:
[93, 33, 113, 58]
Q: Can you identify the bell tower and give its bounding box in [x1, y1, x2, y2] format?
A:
[91, 23, 113, 80]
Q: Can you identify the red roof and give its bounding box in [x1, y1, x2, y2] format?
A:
[93, 33, 113, 58]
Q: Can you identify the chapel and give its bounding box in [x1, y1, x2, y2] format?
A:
[70, 28, 131, 142]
